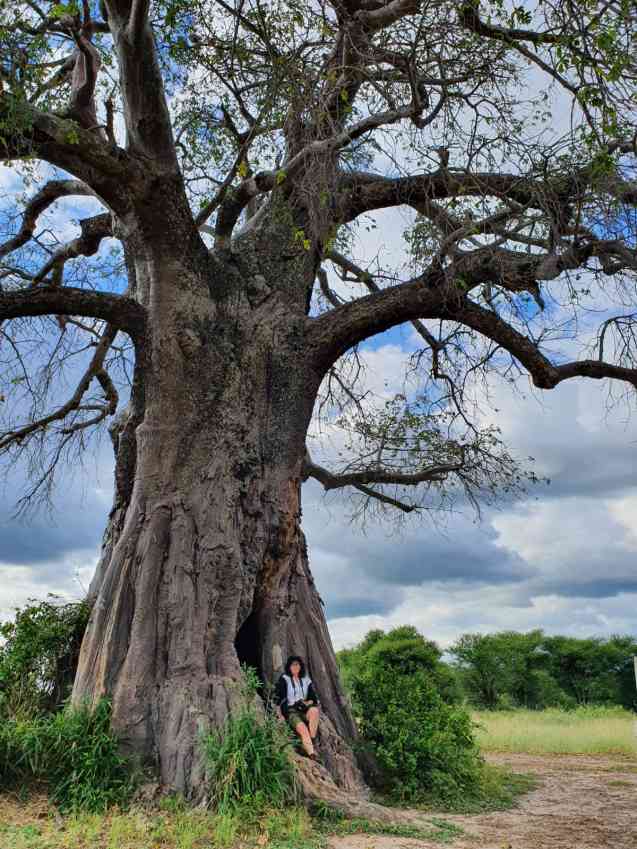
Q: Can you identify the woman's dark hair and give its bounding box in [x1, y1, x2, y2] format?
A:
[285, 655, 306, 677]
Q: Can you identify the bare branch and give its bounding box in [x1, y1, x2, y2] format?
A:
[442, 297, 637, 392]
[303, 450, 465, 490]
[0, 180, 95, 260]
[0, 324, 118, 451]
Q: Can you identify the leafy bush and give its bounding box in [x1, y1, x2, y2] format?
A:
[338, 626, 463, 705]
[0, 595, 89, 718]
[200, 666, 296, 813]
[344, 627, 483, 804]
[0, 698, 134, 811]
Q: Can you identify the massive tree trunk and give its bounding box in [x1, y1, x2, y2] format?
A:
[73, 217, 366, 799]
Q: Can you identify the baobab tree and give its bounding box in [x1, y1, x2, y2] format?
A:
[1, 0, 636, 806]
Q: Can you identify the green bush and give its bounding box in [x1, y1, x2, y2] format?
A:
[345, 627, 483, 804]
[338, 626, 463, 705]
[200, 666, 296, 813]
[0, 698, 134, 811]
[0, 595, 89, 718]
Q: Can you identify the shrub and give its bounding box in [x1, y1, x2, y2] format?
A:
[0, 698, 134, 811]
[0, 595, 89, 718]
[338, 626, 462, 705]
[200, 666, 296, 813]
[345, 628, 483, 804]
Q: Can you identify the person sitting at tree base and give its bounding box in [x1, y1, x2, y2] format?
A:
[274, 655, 321, 762]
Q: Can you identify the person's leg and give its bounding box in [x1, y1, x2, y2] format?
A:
[306, 707, 319, 740]
[294, 720, 314, 756]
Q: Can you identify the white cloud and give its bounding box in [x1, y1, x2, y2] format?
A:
[0, 553, 97, 624]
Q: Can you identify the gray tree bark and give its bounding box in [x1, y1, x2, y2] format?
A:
[72, 200, 367, 800]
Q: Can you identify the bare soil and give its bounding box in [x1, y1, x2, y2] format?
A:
[329, 753, 637, 849]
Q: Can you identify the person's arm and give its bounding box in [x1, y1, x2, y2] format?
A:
[305, 681, 319, 707]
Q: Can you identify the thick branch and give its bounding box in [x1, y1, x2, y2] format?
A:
[308, 248, 506, 370]
[336, 163, 637, 223]
[459, 2, 564, 47]
[31, 213, 112, 285]
[215, 100, 437, 245]
[65, 10, 103, 131]
[127, 0, 150, 43]
[308, 272, 446, 371]
[442, 298, 637, 391]
[358, 0, 420, 32]
[311, 238, 637, 395]
[105, 0, 178, 167]
[327, 248, 442, 351]
[0, 100, 140, 214]
[336, 170, 545, 222]
[0, 285, 145, 337]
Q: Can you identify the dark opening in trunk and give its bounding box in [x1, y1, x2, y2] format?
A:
[234, 609, 264, 687]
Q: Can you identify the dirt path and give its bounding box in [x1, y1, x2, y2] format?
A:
[329, 753, 637, 849]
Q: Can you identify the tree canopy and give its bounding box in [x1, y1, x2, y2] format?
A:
[1, 0, 636, 517]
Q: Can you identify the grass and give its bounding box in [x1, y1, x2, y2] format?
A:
[318, 814, 463, 844]
[0, 699, 135, 812]
[418, 763, 537, 814]
[0, 794, 311, 849]
[372, 760, 537, 815]
[17, 699, 637, 847]
[0, 793, 465, 849]
[473, 706, 637, 755]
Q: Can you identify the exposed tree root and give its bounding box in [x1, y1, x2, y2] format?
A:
[293, 754, 420, 825]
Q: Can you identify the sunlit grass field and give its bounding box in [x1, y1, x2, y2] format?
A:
[473, 706, 637, 756]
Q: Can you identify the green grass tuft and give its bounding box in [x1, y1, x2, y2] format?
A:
[0, 698, 135, 812]
[199, 666, 297, 814]
[318, 814, 464, 844]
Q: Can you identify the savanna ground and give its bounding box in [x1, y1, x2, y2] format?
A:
[1, 708, 635, 849]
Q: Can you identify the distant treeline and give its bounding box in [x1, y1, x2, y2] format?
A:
[337, 628, 637, 712]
